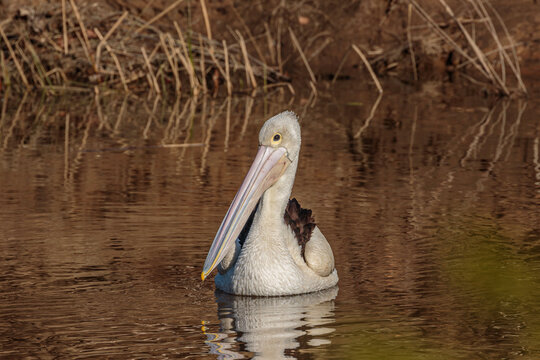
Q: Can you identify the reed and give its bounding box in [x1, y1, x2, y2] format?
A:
[351, 45, 383, 94]
[0, 50, 9, 88]
[134, 0, 184, 35]
[94, 28, 129, 92]
[160, 33, 181, 95]
[223, 40, 232, 96]
[263, 22, 276, 65]
[141, 46, 160, 95]
[198, 33, 207, 92]
[0, 2, 286, 95]
[61, 0, 68, 54]
[407, 0, 526, 95]
[0, 0, 528, 97]
[407, 4, 418, 82]
[0, 26, 29, 88]
[25, 39, 53, 90]
[199, 0, 212, 41]
[236, 31, 257, 88]
[288, 27, 317, 84]
[331, 48, 351, 84]
[230, 5, 265, 64]
[173, 21, 200, 94]
[95, 11, 128, 71]
[68, 0, 94, 69]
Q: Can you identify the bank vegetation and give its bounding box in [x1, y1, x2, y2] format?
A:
[0, 0, 533, 97]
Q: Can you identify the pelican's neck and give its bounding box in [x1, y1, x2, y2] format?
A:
[254, 157, 298, 227]
[239, 156, 299, 275]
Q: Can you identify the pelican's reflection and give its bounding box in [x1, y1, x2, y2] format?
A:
[205, 287, 338, 359]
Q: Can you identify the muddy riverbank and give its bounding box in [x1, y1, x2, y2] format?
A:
[0, 0, 538, 97]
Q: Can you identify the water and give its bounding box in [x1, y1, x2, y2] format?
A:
[0, 85, 539, 359]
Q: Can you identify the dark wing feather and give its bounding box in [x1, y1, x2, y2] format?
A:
[283, 198, 316, 259]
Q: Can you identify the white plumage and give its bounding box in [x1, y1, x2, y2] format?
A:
[202, 111, 338, 296]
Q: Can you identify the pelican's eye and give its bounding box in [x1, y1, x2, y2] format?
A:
[271, 133, 282, 145]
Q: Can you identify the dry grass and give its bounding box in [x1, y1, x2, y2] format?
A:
[407, 0, 527, 96]
[351, 45, 383, 94]
[0, 0, 530, 97]
[0, 1, 289, 96]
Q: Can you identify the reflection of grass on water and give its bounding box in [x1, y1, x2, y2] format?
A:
[0, 90, 298, 158]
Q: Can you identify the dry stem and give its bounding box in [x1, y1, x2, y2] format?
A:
[141, 46, 160, 94]
[62, 0, 68, 54]
[135, 0, 184, 35]
[200, 0, 212, 40]
[288, 27, 317, 84]
[68, 0, 94, 69]
[223, 39, 232, 95]
[0, 26, 29, 87]
[407, 4, 418, 82]
[352, 44, 383, 93]
[95, 11, 128, 71]
[237, 31, 257, 88]
[95, 28, 129, 92]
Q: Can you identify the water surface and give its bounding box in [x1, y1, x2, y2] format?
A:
[1, 85, 539, 359]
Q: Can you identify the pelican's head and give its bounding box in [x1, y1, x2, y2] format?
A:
[201, 111, 301, 281]
[258, 111, 301, 164]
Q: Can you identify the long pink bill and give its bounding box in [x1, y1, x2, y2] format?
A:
[201, 145, 290, 280]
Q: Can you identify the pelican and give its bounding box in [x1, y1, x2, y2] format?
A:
[201, 111, 338, 296]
